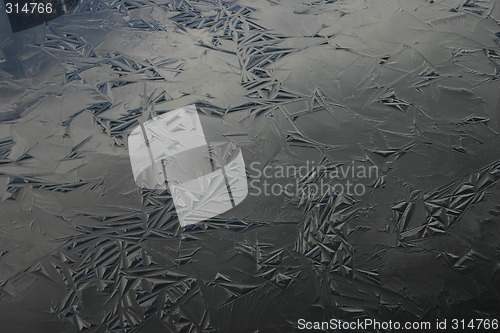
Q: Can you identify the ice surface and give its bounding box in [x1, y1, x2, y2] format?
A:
[1, 0, 500, 331]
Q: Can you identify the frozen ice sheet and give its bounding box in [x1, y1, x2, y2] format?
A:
[0, 0, 500, 332]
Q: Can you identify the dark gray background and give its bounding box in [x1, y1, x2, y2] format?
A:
[1, 0, 500, 332]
